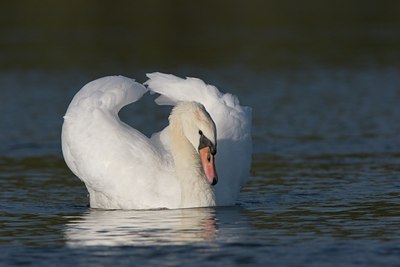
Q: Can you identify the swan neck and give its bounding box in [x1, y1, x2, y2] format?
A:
[170, 117, 215, 208]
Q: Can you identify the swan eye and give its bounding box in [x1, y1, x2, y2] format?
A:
[199, 130, 203, 135]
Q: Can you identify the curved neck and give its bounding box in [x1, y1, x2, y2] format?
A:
[169, 119, 215, 208]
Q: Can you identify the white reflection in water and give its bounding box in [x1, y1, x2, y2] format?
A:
[65, 208, 218, 247]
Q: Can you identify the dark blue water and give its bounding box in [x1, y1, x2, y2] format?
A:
[1, 1, 400, 266]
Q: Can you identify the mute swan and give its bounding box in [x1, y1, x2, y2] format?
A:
[62, 73, 252, 209]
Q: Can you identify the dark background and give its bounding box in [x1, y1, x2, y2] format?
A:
[1, 1, 399, 72]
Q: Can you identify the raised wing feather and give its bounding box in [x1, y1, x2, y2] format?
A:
[62, 76, 179, 209]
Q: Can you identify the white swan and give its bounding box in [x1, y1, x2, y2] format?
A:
[61, 73, 252, 209]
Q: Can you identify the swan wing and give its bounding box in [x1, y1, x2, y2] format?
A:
[145, 72, 252, 205]
[62, 76, 179, 209]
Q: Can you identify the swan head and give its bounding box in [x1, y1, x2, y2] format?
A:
[170, 102, 218, 186]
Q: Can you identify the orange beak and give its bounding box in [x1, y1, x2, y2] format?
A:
[199, 147, 218, 185]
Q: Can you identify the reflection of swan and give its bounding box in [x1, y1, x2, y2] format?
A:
[62, 73, 252, 209]
[65, 208, 217, 247]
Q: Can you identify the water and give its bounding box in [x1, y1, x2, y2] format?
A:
[1, 1, 400, 266]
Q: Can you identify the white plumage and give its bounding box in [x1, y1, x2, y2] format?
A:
[61, 72, 252, 209]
